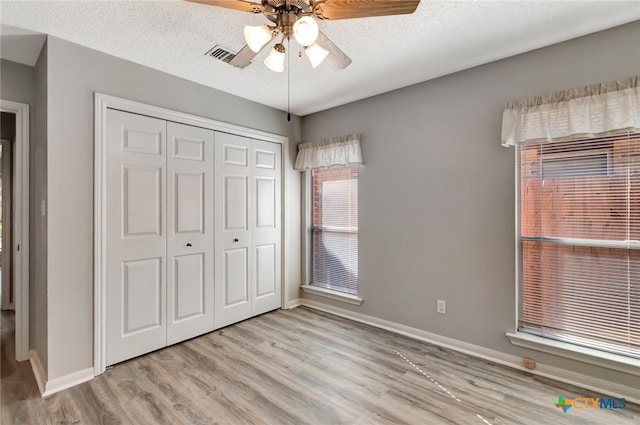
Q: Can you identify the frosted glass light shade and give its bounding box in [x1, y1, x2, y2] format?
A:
[244, 25, 272, 53]
[293, 16, 319, 47]
[264, 44, 286, 72]
[305, 43, 329, 68]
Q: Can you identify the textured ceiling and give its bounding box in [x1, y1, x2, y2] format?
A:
[1, 1, 639, 116]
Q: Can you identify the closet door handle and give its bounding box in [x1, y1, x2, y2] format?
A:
[233, 238, 239, 243]
[186, 243, 192, 247]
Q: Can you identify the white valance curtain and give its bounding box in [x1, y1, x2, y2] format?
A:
[294, 133, 363, 171]
[501, 76, 640, 147]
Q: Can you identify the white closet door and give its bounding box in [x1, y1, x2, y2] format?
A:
[106, 109, 167, 366]
[166, 122, 215, 345]
[215, 133, 282, 328]
[251, 140, 282, 316]
[215, 133, 253, 328]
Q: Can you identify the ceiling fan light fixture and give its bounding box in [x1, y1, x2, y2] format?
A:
[244, 24, 272, 52]
[292, 16, 319, 47]
[304, 42, 329, 68]
[264, 43, 286, 72]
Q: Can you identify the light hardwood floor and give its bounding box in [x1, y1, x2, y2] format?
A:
[1, 307, 638, 424]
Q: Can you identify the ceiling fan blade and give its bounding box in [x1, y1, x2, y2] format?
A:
[186, 0, 264, 14]
[229, 35, 275, 68]
[315, 31, 352, 70]
[228, 44, 260, 68]
[313, 0, 420, 20]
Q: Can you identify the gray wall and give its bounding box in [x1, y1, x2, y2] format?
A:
[1, 59, 35, 105]
[0, 56, 48, 372]
[45, 36, 301, 380]
[33, 42, 48, 374]
[301, 21, 640, 389]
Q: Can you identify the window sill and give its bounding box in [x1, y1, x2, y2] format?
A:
[506, 332, 640, 376]
[301, 285, 363, 305]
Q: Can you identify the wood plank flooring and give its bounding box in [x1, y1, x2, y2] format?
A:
[2, 307, 639, 424]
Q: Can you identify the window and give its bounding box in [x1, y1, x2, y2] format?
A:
[518, 133, 640, 359]
[540, 149, 611, 179]
[310, 164, 358, 295]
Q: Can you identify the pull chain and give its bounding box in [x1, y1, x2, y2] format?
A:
[287, 38, 291, 122]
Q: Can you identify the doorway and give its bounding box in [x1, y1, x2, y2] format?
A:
[0, 100, 30, 362]
[1, 112, 15, 312]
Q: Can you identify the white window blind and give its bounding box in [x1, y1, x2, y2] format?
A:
[518, 132, 640, 359]
[311, 164, 358, 295]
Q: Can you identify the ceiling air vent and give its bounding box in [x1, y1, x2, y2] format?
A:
[205, 45, 249, 67]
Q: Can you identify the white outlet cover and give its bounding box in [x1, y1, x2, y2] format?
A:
[437, 299, 446, 314]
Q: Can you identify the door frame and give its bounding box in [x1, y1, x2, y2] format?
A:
[0, 99, 30, 362]
[1, 138, 14, 311]
[94, 93, 290, 375]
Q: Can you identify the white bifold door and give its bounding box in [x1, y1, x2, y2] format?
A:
[166, 122, 214, 345]
[215, 132, 282, 328]
[106, 110, 215, 365]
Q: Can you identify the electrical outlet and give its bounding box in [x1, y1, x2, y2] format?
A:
[437, 299, 446, 314]
[523, 357, 536, 370]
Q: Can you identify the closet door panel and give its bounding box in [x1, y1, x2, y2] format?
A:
[175, 172, 204, 233]
[224, 175, 248, 231]
[122, 258, 163, 333]
[166, 122, 215, 344]
[255, 243, 276, 297]
[106, 109, 167, 366]
[251, 140, 282, 315]
[215, 133, 253, 328]
[224, 247, 249, 305]
[173, 253, 205, 318]
[255, 177, 276, 228]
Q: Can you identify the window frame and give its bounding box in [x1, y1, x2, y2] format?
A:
[509, 143, 640, 376]
[301, 168, 363, 305]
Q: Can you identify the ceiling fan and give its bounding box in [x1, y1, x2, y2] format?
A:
[188, 0, 420, 71]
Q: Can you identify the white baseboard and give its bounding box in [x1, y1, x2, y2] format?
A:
[285, 298, 302, 309]
[43, 367, 94, 397]
[29, 349, 47, 395]
[300, 299, 640, 405]
[29, 349, 94, 397]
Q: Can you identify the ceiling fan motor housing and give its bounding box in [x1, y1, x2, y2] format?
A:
[278, 11, 297, 37]
[264, 0, 313, 12]
[262, 0, 315, 39]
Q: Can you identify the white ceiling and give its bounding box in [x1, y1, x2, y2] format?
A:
[1, 1, 639, 116]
